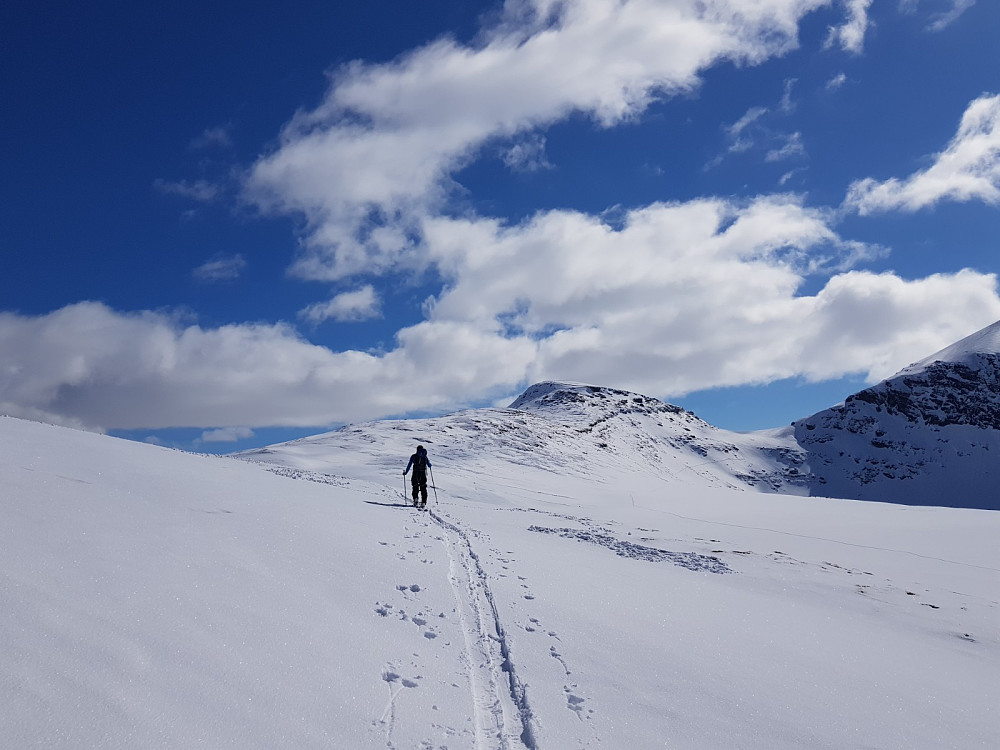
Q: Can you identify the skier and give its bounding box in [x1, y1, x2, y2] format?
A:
[403, 445, 432, 507]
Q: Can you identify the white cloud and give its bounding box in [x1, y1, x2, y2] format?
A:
[299, 285, 382, 323]
[193, 254, 247, 282]
[779, 168, 806, 186]
[191, 124, 233, 150]
[898, 0, 976, 31]
[727, 107, 770, 153]
[779, 78, 798, 113]
[825, 0, 874, 53]
[928, 0, 975, 31]
[710, 103, 806, 168]
[826, 72, 847, 90]
[845, 93, 1000, 214]
[245, 0, 834, 281]
[154, 178, 221, 203]
[424, 196, 997, 391]
[502, 134, 553, 172]
[3, 194, 999, 431]
[0, 301, 535, 430]
[765, 132, 806, 162]
[200, 426, 254, 443]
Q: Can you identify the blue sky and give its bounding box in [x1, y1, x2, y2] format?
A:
[2, 0, 999, 452]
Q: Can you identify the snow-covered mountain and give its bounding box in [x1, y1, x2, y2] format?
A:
[240, 381, 810, 501]
[794, 321, 1000, 509]
[243, 317, 1000, 511]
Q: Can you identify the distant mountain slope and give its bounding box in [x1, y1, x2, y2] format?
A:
[241, 382, 810, 497]
[243, 321, 1000, 511]
[794, 321, 1000, 509]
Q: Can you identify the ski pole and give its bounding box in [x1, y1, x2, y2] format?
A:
[402, 473, 408, 505]
[429, 465, 439, 505]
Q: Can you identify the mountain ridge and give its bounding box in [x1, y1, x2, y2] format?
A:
[788, 319, 1000, 509]
[240, 320, 1000, 510]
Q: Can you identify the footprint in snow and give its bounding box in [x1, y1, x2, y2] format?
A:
[381, 666, 420, 688]
[564, 685, 590, 717]
[550, 645, 571, 675]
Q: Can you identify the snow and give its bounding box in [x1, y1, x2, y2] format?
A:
[3, 404, 998, 749]
[901, 320, 1000, 376]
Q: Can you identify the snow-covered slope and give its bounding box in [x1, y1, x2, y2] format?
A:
[794, 321, 1000, 509]
[242, 382, 809, 501]
[5, 358, 1000, 747]
[4, 414, 998, 749]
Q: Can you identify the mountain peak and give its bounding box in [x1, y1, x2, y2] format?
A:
[509, 381, 684, 420]
[899, 319, 1000, 376]
[793, 319, 1000, 507]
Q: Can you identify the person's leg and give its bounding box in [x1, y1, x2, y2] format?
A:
[411, 478, 419, 503]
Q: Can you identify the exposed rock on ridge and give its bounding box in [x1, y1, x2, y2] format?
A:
[793, 321, 1000, 509]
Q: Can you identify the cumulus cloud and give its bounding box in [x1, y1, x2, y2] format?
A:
[193, 254, 247, 282]
[845, 93, 1000, 214]
[825, 0, 873, 53]
[200, 426, 254, 443]
[0, 301, 534, 430]
[421, 197, 995, 394]
[299, 285, 382, 323]
[245, 0, 838, 281]
[5, 194, 995, 433]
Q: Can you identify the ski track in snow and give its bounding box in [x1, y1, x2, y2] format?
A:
[428, 507, 538, 750]
[378, 667, 402, 749]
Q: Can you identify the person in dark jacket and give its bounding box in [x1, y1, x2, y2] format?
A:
[403, 445, 432, 507]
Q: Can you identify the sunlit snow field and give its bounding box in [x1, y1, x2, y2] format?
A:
[2, 405, 997, 749]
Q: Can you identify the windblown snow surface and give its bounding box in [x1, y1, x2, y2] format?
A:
[2, 382, 998, 748]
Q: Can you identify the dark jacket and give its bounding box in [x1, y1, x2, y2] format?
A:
[404, 447, 431, 476]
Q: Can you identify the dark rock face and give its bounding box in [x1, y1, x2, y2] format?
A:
[510, 382, 687, 421]
[794, 355, 1000, 509]
[845, 355, 1000, 431]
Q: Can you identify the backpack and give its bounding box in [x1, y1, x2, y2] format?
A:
[412, 452, 428, 474]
